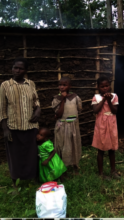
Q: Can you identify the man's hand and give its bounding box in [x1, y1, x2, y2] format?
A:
[29, 106, 41, 123]
[3, 127, 12, 142]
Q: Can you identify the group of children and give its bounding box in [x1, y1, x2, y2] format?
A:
[37, 75, 120, 183]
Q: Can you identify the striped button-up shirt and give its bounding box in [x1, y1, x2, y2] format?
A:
[0, 78, 40, 130]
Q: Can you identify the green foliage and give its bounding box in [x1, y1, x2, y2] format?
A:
[25, 209, 36, 217]
[1, 147, 124, 217]
[61, 0, 91, 28]
[90, 0, 107, 28]
[16, 178, 20, 186]
[0, 0, 119, 29]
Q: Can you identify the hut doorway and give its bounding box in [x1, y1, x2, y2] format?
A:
[114, 55, 124, 138]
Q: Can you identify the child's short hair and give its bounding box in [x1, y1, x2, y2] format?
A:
[13, 57, 28, 70]
[97, 76, 110, 86]
[60, 77, 71, 85]
[39, 127, 51, 138]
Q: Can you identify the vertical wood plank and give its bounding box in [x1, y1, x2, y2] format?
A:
[95, 36, 100, 94]
[107, 0, 112, 28]
[117, 0, 123, 28]
[23, 35, 28, 78]
[112, 41, 116, 92]
[57, 51, 61, 80]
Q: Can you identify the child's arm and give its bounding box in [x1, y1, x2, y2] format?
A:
[76, 96, 82, 114]
[56, 92, 67, 119]
[42, 149, 56, 165]
[105, 93, 118, 114]
[107, 101, 118, 114]
[93, 98, 105, 114]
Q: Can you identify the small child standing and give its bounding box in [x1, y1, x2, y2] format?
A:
[92, 76, 120, 179]
[37, 127, 67, 183]
[52, 77, 82, 172]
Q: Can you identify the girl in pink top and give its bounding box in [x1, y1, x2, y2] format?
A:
[92, 76, 120, 179]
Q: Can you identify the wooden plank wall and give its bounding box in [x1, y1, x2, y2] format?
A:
[0, 32, 121, 162]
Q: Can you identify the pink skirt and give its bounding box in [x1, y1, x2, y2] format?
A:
[92, 113, 118, 151]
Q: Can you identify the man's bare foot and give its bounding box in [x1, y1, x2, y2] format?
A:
[74, 171, 79, 175]
[32, 178, 40, 184]
[99, 174, 111, 181]
[73, 165, 79, 175]
[12, 184, 18, 189]
[111, 171, 121, 179]
[12, 179, 17, 188]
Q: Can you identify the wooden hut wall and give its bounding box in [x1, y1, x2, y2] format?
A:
[0, 30, 124, 163]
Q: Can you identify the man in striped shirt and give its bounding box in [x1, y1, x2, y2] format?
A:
[0, 58, 41, 186]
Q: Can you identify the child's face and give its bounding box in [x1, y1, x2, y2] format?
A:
[59, 80, 70, 93]
[36, 129, 47, 142]
[98, 80, 111, 95]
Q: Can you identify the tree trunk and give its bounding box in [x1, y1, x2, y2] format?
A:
[87, 0, 93, 28]
[15, 0, 21, 26]
[106, 0, 112, 28]
[117, 0, 123, 28]
[57, 0, 63, 29]
[44, 0, 49, 28]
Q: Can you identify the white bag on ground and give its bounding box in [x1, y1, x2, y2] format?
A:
[36, 181, 67, 218]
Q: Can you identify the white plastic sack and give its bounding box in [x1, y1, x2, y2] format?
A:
[36, 183, 67, 218]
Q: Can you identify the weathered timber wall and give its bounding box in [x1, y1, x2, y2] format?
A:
[0, 28, 124, 163]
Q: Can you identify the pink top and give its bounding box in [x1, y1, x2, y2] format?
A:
[91, 93, 119, 151]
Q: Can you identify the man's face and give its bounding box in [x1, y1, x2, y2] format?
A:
[12, 61, 26, 80]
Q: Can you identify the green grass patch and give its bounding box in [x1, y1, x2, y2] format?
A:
[0, 146, 124, 217]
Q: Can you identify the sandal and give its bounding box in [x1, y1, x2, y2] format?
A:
[111, 171, 121, 179]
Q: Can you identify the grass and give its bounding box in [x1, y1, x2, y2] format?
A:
[1, 146, 124, 218]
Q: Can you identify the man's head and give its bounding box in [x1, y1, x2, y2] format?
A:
[12, 58, 28, 80]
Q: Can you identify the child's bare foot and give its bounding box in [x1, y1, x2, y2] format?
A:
[60, 172, 69, 181]
[60, 175, 64, 182]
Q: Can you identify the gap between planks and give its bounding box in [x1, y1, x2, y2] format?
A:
[41, 99, 92, 110]
[79, 120, 95, 125]
[81, 131, 94, 137]
[79, 110, 93, 116]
